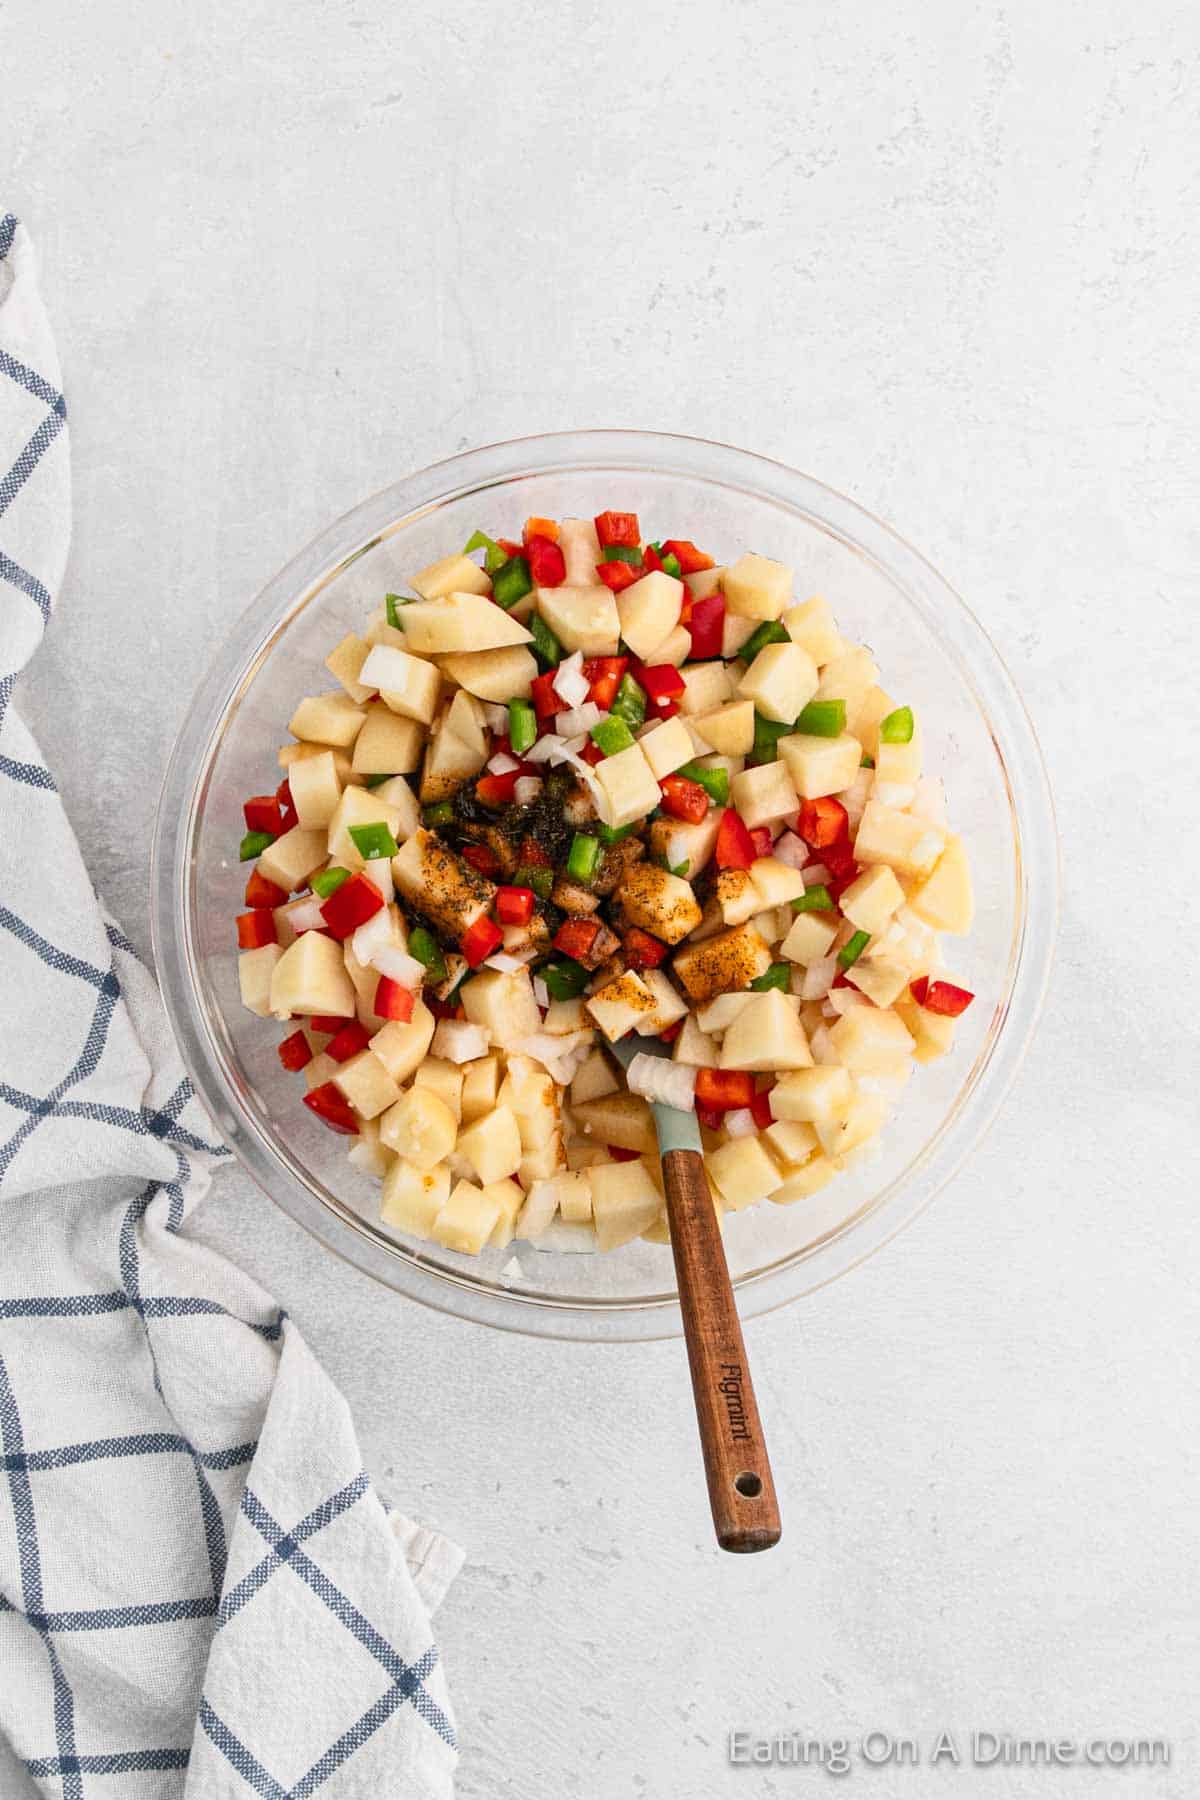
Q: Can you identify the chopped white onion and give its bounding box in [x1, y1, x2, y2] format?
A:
[555, 701, 604, 739]
[514, 776, 543, 805]
[801, 954, 838, 1001]
[624, 1053, 696, 1113]
[801, 863, 831, 889]
[873, 779, 916, 809]
[724, 1107, 758, 1139]
[513, 1029, 593, 1086]
[288, 896, 326, 932]
[350, 908, 395, 965]
[827, 987, 868, 1015]
[487, 751, 519, 776]
[482, 702, 509, 734]
[840, 768, 873, 831]
[552, 650, 590, 708]
[532, 977, 550, 1008]
[522, 733, 561, 763]
[430, 1020, 490, 1064]
[484, 951, 534, 973]
[772, 830, 808, 870]
[371, 947, 425, 986]
[809, 1023, 838, 1065]
[522, 733, 604, 804]
[908, 775, 948, 827]
[362, 855, 394, 902]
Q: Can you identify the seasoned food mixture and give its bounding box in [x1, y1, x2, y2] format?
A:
[235, 512, 975, 1255]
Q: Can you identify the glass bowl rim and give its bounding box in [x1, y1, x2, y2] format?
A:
[152, 428, 1060, 1343]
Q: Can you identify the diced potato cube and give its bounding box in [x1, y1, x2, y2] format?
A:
[672, 924, 772, 1004]
[828, 1007, 915, 1072]
[908, 835, 974, 934]
[364, 776, 420, 843]
[542, 997, 589, 1036]
[816, 1092, 888, 1159]
[583, 972, 656, 1041]
[644, 622, 691, 667]
[692, 699, 755, 756]
[729, 761, 799, 829]
[379, 1088, 458, 1167]
[461, 967, 541, 1049]
[400, 593, 533, 655]
[783, 596, 843, 666]
[326, 786, 404, 870]
[769, 1064, 853, 1125]
[358, 646, 442, 725]
[238, 944, 283, 1017]
[638, 715, 694, 780]
[844, 959, 911, 1008]
[737, 643, 819, 723]
[705, 1136, 784, 1208]
[350, 702, 423, 776]
[815, 647, 879, 720]
[554, 1171, 594, 1223]
[535, 584, 620, 656]
[781, 909, 840, 965]
[618, 862, 702, 944]
[616, 570, 684, 659]
[347, 1114, 393, 1179]
[851, 685, 896, 758]
[332, 1049, 402, 1120]
[325, 633, 375, 704]
[288, 691, 367, 748]
[589, 1160, 662, 1250]
[630, 969, 688, 1037]
[558, 516, 602, 586]
[717, 868, 759, 927]
[437, 645, 537, 702]
[647, 810, 723, 882]
[516, 1178, 559, 1241]
[268, 932, 355, 1018]
[460, 1054, 501, 1122]
[695, 991, 755, 1033]
[763, 1119, 819, 1172]
[287, 749, 342, 830]
[678, 661, 735, 717]
[722, 553, 792, 621]
[370, 1001, 436, 1082]
[671, 1013, 719, 1067]
[454, 1104, 522, 1186]
[686, 565, 724, 599]
[518, 1135, 563, 1186]
[594, 744, 661, 831]
[748, 856, 806, 910]
[571, 1092, 658, 1156]
[482, 1177, 525, 1248]
[893, 999, 957, 1064]
[769, 1156, 838, 1203]
[570, 1048, 619, 1105]
[719, 989, 813, 1071]
[413, 1056, 465, 1121]
[721, 613, 758, 658]
[854, 801, 946, 878]
[278, 740, 357, 783]
[432, 1180, 501, 1255]
[257, 826, 328, 894]
[412, 552, 492, 600]
[393, 831, 492, 940]
[777, 732, 863, 799]
[303, 1050, 338, 1091]
[839, 864, 905, 936]
[381, 1159, 451, 1237]
[361, 607, 407, 651]
[497, 1063, 559, 1150]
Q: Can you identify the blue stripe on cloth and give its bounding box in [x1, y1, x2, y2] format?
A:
[0, 347, 67, 414]
[0, 547, 52, 619]
[0, 1292, 127, 1320]
[289, 1649, 440, 1800]
[0, 752, 56, 790]
[21, 1596, 217, 1633]
[0, 403, 67, 521]
[0, 903, 119, 992]
[198, 1701, 290, 1800]
[0, 214, 16, 261]
[0, 1355, 84, 1799]
[1, 1432, 257, 1475]
[219, 1476, 370, 1625]
[26, 1748, 191, 1779]
[0, 976, 120, 1181]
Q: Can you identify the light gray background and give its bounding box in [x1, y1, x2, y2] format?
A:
[6, 2, 1200, 1795]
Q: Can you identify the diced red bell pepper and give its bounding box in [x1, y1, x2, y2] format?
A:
[518, 836, 552, 868]
[476, 771, 519, 808]
[326, 1020, 371, 1062]
[244, 869, 288, 909]
[302, 1082, 359, 1136]
[798, 796, 849, 849]
[425, 995, 464, 1020]
[243, 794, 285, 836]
[236, 909, 278, 950]
[583, 655, 628, 710]
[277, 1030, 313, 1072]
[641, 544, 665, 573]
[523, 516, 559, 544]
[750, 1087, 775, 1130]
[530, 671, 562, 719]
[687, 592, 725, 660]
[634, 662, 686, 705]
[581, 740, 605, 765]
[525, 534, 566, 587]
[696, 1104, 725, 1133]
[659, 775, 709, 824]
[595, 559, 641, 593]
[374, 976, 417, 1022]
[821, 833, 858, 878]
[694, 1068, 756, 1112]
[497, 537, 524, 560]
[594, 510, 640, 548]
[910, 977, 975, 1017]
[651, 699, 681, 720]
[659, 1019, 684, 1044]
[462, 914, 503, 967]
[495, 885, 535, 926]
[714, 808, 756, 870]
[462, 842, 502, 876]
[553, 917, 601, 963]
[308, 1013, 352, 1034]
[749, 826, 774, 859]
[623, 926, 669, 970]
[606, 1145, 641, 1163]
[319, 870, 385, 940]
[661, 538, 715, 574]
[273, 778, 298, 832]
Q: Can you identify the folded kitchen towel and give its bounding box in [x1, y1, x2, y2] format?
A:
[0, 213, 461, 1798]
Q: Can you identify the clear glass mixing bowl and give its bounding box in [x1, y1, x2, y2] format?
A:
[153, 431, 1058, 1341]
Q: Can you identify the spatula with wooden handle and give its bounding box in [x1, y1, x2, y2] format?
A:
[610, 1036, 781, 1553]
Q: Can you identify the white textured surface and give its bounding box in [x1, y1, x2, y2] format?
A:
[6, 3, 1200, 1796]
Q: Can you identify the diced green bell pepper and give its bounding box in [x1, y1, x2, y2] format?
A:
[590, 715, 636, 757]
[750, 961, 791, 992]
[422, 800, 455, 828]
[567, 833, 601, 883]
[791, 884, 833, 913]
[492, 555, 533, 610]
[677, 760, 729, 806]
[507, 698, 538, 756]
[660, 551, 682, 579]
[601, 544, 641, 566]
[879, 706, 914, 745]
[384, 593, 410, 629]
[515, 864, 553, 900]
[312, 866, 351, 899]
[364, 772, 395, 789]
[738, 620, 790, 660]
[610, 673, 647, 729]
[793, 699, 846, 738]
[463, 530, 508, 574]
[541, 958, 590, 1001]
[838, 929, 871, 969]
[348, 821, 399, 861]
[239, 830, 274, 861]
[529, 613, 562, 666]
[596, 821, 636, 844]
[750, 714, 789, 764]
[408, 926, 447, 981]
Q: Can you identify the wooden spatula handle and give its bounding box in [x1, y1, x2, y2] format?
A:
[662, 1147, 781, 1553]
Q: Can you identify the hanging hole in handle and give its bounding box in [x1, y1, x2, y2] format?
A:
[734, 1470, 763, 1499]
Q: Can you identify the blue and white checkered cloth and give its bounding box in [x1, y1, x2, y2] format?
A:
[0, 214, 461, 1798]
